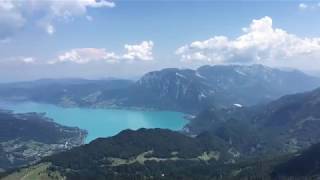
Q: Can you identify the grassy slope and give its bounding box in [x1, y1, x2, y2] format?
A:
[1, 163, 64, 180]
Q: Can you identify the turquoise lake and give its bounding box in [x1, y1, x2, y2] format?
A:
[0, 102, 187, 143]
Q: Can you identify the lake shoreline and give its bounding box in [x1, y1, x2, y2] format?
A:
[0, 100, 189, 144]
[1, 99, 193, 115]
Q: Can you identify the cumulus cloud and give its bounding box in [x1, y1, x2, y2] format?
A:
[50, 41, 154, 64]
[46, 24, 55, 35]
[0, 0, 115, 39]
[21, 57, 36, 64]
[176, 16, 320, 70]
[123, 41, 154, 61]
[299, 3, 308, 10]
[298, 2, 320, 10]
[50, 48, 119, 64]
[0, 56, 36, 64]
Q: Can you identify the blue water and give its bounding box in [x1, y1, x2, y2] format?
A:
[0, 102, 187, 143]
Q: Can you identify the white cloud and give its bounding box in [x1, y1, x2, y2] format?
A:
[298, 2, 320, 10]
[50, 41, 154, 64]
[176, 16, 320, 70]
[299, 3, 308, 9]
[46, 24, 55, 35]
[0, 0, 115, 39]
[0, 56, 36, 64]
[21, 57, 36, 64]
[51, 48, 119, 64]
[122, 41, 154, 61]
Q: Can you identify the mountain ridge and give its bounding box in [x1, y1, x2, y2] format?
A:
[1, 64, 318, 113]
[186, 87, 320, 158]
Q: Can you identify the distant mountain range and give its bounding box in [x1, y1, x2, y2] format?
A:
[0, 79, 133, 107]
[0, 110, 86, 172]
[1, 64, 320, 113]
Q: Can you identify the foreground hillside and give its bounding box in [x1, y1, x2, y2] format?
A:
[1, 129, 230, 180]
[0, 110, 86, 171]
[273, 143, 320, 178]
[1, 65, 319, 113]
[2, 128, 320, 180]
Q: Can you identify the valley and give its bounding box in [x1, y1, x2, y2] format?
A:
[1, 64, 320, 179]
[2, 2, 320, 179]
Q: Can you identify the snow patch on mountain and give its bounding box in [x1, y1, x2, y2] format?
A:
[176, 73, 186, 79]
[233, 104, 243, 108]
[235, 69, 247, 76]
[195, 71, 206, 79]
[198, 93, 207, 101]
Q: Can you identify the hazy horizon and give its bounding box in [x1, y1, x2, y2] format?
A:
[1, 63, 320, 83]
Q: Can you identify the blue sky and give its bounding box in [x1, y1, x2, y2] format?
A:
[1, 0, 320, 82]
